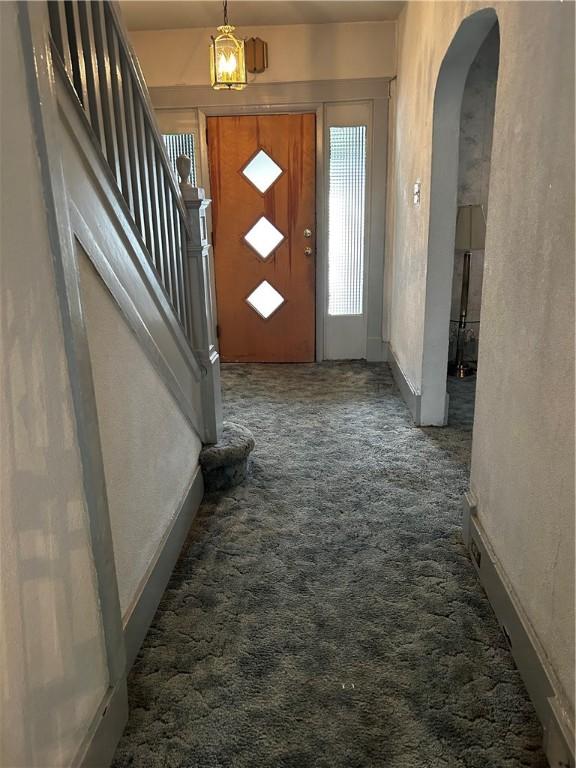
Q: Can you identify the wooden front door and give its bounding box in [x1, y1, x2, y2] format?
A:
[207, 114, 316, 362]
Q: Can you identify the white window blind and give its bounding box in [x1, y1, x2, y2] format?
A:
[163, 133, 196, 185]
[327, 126, 367, 316]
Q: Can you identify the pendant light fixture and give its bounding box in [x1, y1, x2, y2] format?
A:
[209, 0, 247, 91]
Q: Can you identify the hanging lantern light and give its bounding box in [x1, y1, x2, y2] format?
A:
[209, 0, 247, 91]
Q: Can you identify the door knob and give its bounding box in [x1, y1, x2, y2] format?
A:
[304, 247, 313, 256]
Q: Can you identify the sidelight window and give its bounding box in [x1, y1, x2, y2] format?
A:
[327, 126, 367, 316]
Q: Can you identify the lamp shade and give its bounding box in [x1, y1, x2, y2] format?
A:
[455, 204, 486, 251]
[209, 25, 247, 90]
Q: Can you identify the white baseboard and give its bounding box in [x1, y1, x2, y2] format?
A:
[388, 346, 421, 424]
[124, 466, 204, 669]
[462, 495, 575, 768]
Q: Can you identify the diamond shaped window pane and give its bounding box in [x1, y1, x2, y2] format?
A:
[242, 150, 283, 193]
[244, 217, 284, 260]
[246, 280, 285, 319]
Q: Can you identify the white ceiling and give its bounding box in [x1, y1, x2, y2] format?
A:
[120, 1, 405, 31]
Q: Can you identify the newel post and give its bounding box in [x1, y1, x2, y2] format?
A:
[177, 154, 223, 444]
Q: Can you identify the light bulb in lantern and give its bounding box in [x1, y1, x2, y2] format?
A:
[209, 12, 247, 91]
[218, 52, 237, 76]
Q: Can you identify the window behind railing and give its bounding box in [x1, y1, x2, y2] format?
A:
[47, 0, 192, 338]
[163, 134, 197, 186]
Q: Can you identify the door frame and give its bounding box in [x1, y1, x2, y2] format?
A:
[323, 101, 374, 360]
[153, 79, 390, 363]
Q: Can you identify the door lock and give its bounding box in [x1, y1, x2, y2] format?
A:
[304, 228, 312, 238]
[304, 247, 313, 256]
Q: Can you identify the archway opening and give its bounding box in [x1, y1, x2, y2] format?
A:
[420, 8, 500, 427]
[447, 24, 500, 430]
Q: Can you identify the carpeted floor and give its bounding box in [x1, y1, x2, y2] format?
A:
[113, 363, 546, 768]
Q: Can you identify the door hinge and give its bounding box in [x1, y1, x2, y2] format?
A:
[216, 324, 221, 339]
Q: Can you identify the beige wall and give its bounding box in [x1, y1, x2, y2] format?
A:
[79, 255, 202, 619]
[390, 0, 574, 713]
[0, 3, 109, 765]
[129, 20, 396, 88]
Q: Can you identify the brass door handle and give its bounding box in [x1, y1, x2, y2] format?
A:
[304, 228, 312, 238]
[304, 247, 313, 256]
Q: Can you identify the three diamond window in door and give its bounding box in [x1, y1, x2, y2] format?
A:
[244, 217, 284, 260]
[246, 280, 285, 319]
[242, 149, 283, 193]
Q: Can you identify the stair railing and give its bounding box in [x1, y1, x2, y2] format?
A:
[47, 0, 222, 443]
[47, 0, 190, 336]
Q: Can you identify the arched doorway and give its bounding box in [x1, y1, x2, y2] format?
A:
[420, 8, 500, 426]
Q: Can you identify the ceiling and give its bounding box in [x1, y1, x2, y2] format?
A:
[120, 1, 405, 31]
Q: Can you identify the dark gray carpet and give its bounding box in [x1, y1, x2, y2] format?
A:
[113, 363, 546, 768]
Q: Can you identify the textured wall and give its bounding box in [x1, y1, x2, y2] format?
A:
[0, 3, 109, 765]
[129, 21, 396, 88]
[390, 0, 574, 712]
[79, 256, 202, 619]
[457, 25, 499, 209]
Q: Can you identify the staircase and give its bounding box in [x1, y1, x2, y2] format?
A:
[44, 0, 222, 445]
[10, 2, 223, 765]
